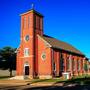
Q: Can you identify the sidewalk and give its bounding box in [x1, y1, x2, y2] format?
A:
[0, 80, 27, 85]
[0, 79, 64, 86]
[0, 79, 79, 90]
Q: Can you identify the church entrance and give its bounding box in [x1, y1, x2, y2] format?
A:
[25, 66, 29, 75]
[24, 62, 29, 79]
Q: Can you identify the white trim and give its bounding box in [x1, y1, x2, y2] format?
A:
[20, 10, 33, 16]
[20, 10, 43, 17]
[20, 55, 34, 58]
[10, 76, 24, 80]
[15, 44, 21, 53]
[24, 62, 29, 67]
[37, 35, 52, 48]
[39, 75, 52, 79]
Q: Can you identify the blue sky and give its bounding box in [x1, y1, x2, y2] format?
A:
[0, 0, 90, 58]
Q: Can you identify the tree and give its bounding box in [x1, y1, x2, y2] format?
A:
[0, 46, 16, 77]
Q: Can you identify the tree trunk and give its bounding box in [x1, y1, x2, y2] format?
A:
[10, 70, 12, 77]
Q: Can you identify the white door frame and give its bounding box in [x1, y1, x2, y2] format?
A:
[24, 62, 29, 76]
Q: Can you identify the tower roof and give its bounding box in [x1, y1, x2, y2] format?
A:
[20, 9, 44, 17]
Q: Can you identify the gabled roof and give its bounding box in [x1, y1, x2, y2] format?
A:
[41, 35, 84, 56]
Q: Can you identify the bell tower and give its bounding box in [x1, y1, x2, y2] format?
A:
[16, 8, 43, 79]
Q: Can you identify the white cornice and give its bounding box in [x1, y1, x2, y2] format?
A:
[37, 35, 52, 48]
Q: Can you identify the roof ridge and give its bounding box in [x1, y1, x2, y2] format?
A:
[42, 35, 84, 56]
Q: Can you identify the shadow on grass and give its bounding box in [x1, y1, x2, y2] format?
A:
[25, 76, 90, 86]
[64, 77, 90, 85]
[1, 76, 90, 90]
[0, 84, 90, 90]
[25, 79, 51, 85]
[0, 76, 11, 80]
[26, 78, 66, 85]
[25, 77, 90, 90]
[52, 76, 90, 87]
[23, 85, 90, 90]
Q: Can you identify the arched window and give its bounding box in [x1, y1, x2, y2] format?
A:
[67, 55, 71, 71]
[73, 59, 76, 71]
[72, 57, 75, 71]
[53, 62, 56, 71]
[60, 53, 64, 71]
[77, 59, 81, 71]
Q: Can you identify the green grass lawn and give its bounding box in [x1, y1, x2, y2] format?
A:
[63, 75, 90, 85]
[1, 75, 90, 85]
[28, 75, 90, 85]
[0, 76, 11, 80]
[31, 78, 65, 83]
[25, 77, 66, 85]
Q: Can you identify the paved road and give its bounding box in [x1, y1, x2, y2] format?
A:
[0, 84, 90, 90]
[0, 80, 90, 90]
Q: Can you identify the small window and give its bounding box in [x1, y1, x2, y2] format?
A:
[25, 35, 29, 41]
[78, 59, 81, 71]
[53, 62, 56, 71]
[41, 52, 46, 60]
[24, 48, 29, 57]
[67, 56, 71, 71]
[66, 55, 72, 71]
[60, 53, 64, 71]
[73, 59, 76, 71]
[67, 59, 70, 70]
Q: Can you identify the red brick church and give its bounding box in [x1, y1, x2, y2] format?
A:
[16, 9, 90, 79]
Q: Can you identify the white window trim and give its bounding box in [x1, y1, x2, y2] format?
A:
[24, 48, 30, 57]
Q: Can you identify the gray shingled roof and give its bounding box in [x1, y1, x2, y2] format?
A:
[41, 35, 84, 56]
